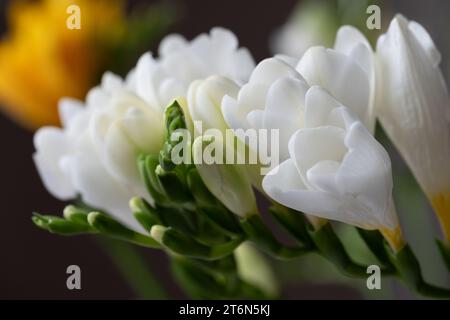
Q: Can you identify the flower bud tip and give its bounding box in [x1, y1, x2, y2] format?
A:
[150, 225, 167, 244]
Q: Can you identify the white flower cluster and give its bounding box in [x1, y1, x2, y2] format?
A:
[34, 16, 450, 241]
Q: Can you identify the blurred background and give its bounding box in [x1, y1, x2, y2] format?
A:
[1, 0, 450, 299]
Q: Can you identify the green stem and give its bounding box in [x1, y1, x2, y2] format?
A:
[98, 238, 169, 299]
[309, 223, 367, 278]
[240, 215, 311, 260]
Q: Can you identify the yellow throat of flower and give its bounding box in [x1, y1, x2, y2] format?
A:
[431, 192, 450, 243]
[380, 225, 405, 253]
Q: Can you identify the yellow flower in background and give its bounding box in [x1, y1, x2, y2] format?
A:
[0, 0, 126, 129]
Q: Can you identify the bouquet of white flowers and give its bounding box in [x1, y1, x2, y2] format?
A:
[32, 15, 450, 299]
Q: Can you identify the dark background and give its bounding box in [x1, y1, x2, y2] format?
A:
[1, 0, 450, 299]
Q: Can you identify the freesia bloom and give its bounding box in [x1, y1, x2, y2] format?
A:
[133, 27, 254, 114]
[222, 45, 401, 248]
[192, 133, 257, 218]
[187, 76, 257, 216]
[262, 87, 401, 249]
[34, 73, 162, 232]
[223, 28, 374, 167]
[376, 15, 450, 241]
[34, 28, 254, 230]
[0, 0, 126, 129]
[188, 75, 240, 134]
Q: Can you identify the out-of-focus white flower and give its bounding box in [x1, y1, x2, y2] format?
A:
[133, 27, 255, 113]
[262, 86, 399, 236]
[34, 28, 255, 231]
[376, 15, 450, 240]
[34, 72, 162, 232]
[270, 1, 337, 58]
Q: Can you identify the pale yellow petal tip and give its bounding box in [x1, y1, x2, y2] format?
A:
[431, 192, 450, 242]
[150, 225, 167, 244]
[380, 225, 405, 253]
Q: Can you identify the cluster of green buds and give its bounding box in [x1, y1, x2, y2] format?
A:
[33, 101, 450, 299]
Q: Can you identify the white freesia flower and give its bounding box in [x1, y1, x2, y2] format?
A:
[133, 27, 254, 113]
[262, 86, 399, 233]
[270, 1, 336, 58]
[192, 134, 257, 218]
[298, 26, 375, 132]
[34, 73, 162, 232]
[376, 15, 450, 240]
[188, 75, 240, 133]
[34, 28, 255, 231]
[223, 36, 374, 164]
[187, 76, 256, 217]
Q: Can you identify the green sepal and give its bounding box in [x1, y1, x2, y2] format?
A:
[436, 239, 450, 271]
[154, 226, 243, 260]
[240, 214, 310, 260]
[63, 205, 90, 224]
[155, 165, 194, 206]
[186, 168, 217, 207]
[385, 243, 450, 298]
[357, 228, 396, 274]
[170, 255, 266, 299]
[268, 205, 314, 248]
[87, 212, 159, 248]
[32, 213, 95, 235]
[159, 100, 190, 172]
[308, 223, 367, 278]
[129, 197, 162, 233]
[170, 256, 232, 299]
[138, 154, 168, 205]
[199, 206, 242, 237]
[186, 168, 242, 235]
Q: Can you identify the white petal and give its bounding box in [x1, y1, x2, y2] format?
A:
[296, 46, 371, 128]
[336, 122, 395, 229]
[376, 15, 450, 194]
[407, 17, 441, 66]
[263, 77, 308, 159]
[334, 25, 373, 79]
[158, 78, 186, 108]
[67, 152, 145, 233]
[33, 128, 76, 200]
[306, 160, 340, 193]
[101, 72, 123, 93]
[304, 86, 343, 128]
[58, 98, 84, 128]
[263, 159, 384, 229]
[188, 76, 239, 132]
[158, 34, 187, 57]
[231, 48, 255, 84]
[288, 126, 347, 189]
[192, 135, 256, 217]
[135, 53, 161, 109]
[250, 58, 303, 85]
